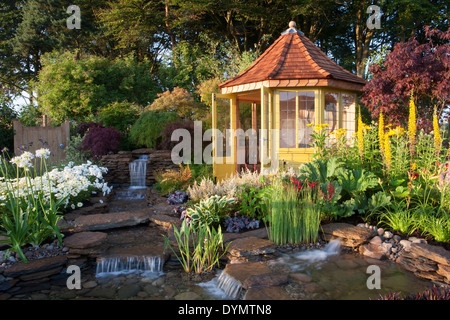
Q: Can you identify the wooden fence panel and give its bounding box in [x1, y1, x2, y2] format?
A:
[13, 119, 71, 165]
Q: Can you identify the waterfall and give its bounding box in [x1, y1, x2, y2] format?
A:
[216, 270, 244, 300]
[294, 239, 341, 263]
[129, 155, 148, 189]
[96, 255, 164, 276]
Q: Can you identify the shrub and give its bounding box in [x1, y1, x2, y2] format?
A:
[167, 190, 189, 205]
[129, 111, 180, 149]
[154, 164, 192, 195]
[98, 101, 142, 133]
[81, 124, 122, 158]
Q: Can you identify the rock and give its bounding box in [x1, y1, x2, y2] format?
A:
[409, 243, 450, 266]
[399, 240, 412, 251]
[243, 273, 289, 288]
[370, 236, 383, 246]
[436, 264, 450, 282]
[408, 237, 427, 244]
[117, 284, 140, 299]
[174, 291, 201, 300]
[227, 237, 276, 258]
[359, 243, 387, 260]
[377, 228, 384, 236]
[3, 255, 67, 278]
[383, 231, 393, 239]
[289, 273, 312, 283]
[64, 232, 108, 249]
[393, 235, 401, 243]
[219, 262, 272, 291]
[223, 228, 268, 243]
[73, 210, 153, 231]
[86, 286, 117, 299]
[83, 280, 98, 289]
[244, 286, 292, 300]
[321, 223, 377, 248]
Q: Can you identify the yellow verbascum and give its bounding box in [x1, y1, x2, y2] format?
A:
[408, 94, 416, 154]
[378, 110, 385, 157]
[433, 107, 442, 155]
[357, 111, 364, 159]
[384, 134, 392, 171]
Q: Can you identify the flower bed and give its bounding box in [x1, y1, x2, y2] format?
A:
[0, 149, 112, 262]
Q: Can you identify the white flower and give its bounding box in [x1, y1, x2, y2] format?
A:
[77, 202, 83, 208]
[71, 204, 76, 210]
[35, 148, 51, 159]
[99, 200, 104, 204]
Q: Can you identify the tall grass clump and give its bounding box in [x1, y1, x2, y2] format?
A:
[268, 177, 321, 245]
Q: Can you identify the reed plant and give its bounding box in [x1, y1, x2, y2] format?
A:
[163, 220, 230, 275]
[268, 177, 321, 245]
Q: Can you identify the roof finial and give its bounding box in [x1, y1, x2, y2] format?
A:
[282, 21, 303, 35]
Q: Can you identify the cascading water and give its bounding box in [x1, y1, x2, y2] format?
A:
[129, 155, 148, 190]
[95, 255, 164, 276]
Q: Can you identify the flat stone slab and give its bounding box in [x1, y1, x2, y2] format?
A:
[244, 286, 292, 300]
[149, 213, 181, 230]
[223, 228, 268, 244]
[227, 237, 276, 257]
[221, 262, 272, 286]
[3, 255, 67, 278]
[73, 210, 153, 231]
[321, 223, 376, 247]
[409, 243, 450, 266]
[63, 232, 108, 249]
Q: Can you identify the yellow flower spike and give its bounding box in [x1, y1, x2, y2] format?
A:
[408, 93, 417, 153]
[384, 134, 392, 171]
[433, 107, 442, 155]
[378, 110, 385, 157]
[357, 110, 364, 159]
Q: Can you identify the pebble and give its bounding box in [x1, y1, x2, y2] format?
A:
[377, 228, 384, 236]
[383, 231, 393, 239]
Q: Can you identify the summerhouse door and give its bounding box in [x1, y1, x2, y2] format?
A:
[212, 93, 236, 181]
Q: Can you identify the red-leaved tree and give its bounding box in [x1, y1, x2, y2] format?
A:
[361, 27, 450, 130]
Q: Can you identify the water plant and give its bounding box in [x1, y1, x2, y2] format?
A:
[163, 220, 229, 275]
[268, 177, 321, 245]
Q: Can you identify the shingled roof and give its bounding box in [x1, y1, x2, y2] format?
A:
[219, 22, 366, 93]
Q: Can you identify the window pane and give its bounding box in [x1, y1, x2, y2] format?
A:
[279, 91, 296, 148]
[324, 92, 338, 137]
[298, 91, 315, 148]
[342, 93, 356, 143]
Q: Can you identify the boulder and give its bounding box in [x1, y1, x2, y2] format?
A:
[321, 223, 376, 248]
[3, 255, 67, 278]
[227, 237, 276, 258]
[408, 243, 450, 266]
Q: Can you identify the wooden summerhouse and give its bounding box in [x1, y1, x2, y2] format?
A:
[211, 22, 366, 181]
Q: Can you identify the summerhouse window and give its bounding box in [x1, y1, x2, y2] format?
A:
[279, 90, 315, 149]
[279, 91, 297, 148]
[342, 93, 356, 142]
[324, 92, 338, 136]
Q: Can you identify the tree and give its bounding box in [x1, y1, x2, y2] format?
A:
[0, 94, 16, 152]
[37, 51, 161, 125]
[146, 87, 206, 120]
[361, 27, 450, 129]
